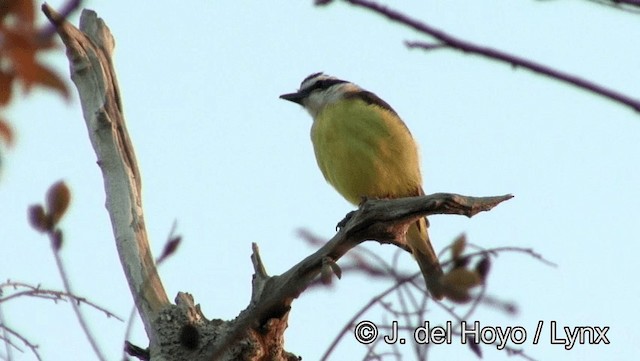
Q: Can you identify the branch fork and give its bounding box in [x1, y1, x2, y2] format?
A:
[42, 4, 513, 360]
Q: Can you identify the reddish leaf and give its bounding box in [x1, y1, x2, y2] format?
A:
[28, 204, 51, 232]
[0, 0, 35, 25]
[46, 181, 71, 225]
[15, 0, 34, 25]
[0, 71, 14, 105]
[2, 27, 68, 99]
[4, 28, 39, 79]
[0, 119, 14, 147]
[25, 62, 69, 100]
[0, 2, 9, 18]
[16, 0, 35, 26]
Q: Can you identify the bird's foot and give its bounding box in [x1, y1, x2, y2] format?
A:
[336, 210, 357, 231]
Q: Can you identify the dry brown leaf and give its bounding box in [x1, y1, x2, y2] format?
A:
[441, 268, 482, 303]
[442, 268, 482, 289]
[46, 180, 71, 225]
[451, 233, 467, 260]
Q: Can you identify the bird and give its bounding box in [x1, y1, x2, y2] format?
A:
[280, 72, 444, 299]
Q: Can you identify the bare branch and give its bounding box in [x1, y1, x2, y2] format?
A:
[470, 246, 557, 268]
[0, 281, 123, 321]
[339, 0, 640, 113]
[403, 40, 446, 51]
[36, 4, 521, 360]
[124, 341, 150, 361]
[41, 5, 169, 347]
[208, 192, 512, 359]
[38, 0, 83, 40]
[0, 321, 42, 361]
[615, 0, 640, 6]
[320, 275, 413, 361]
[586, 0, 640, 12]
[0, 304, 17, 361]
[319, 240, 548, 360]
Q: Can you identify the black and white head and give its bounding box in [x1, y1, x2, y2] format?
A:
[280, 72, 396, 118]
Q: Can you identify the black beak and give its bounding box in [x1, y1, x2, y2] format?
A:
[279, 91, 306, 105]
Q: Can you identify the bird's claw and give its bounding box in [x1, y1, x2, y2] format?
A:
[336, 210, 357, 231]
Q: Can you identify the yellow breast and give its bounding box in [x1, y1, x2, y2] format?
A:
[310, 99, 423, 204]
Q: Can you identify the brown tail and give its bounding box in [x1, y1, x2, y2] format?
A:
[407, 217, 444, 300]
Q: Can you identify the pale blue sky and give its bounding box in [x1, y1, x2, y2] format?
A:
[2, 1, 639, 360]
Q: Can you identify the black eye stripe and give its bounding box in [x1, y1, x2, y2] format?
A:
[304, 78, 347, 93]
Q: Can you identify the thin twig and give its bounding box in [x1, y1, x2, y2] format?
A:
[341, 0, 640, 113]
[49, 236, 107, 361]
[470, 245, 557, 267]
[0, 321, 42, 361]
[319, 242, 544, 360]
[0, 305, 15, 361]
[0, 281, 124, 321]
[320, 276, 414, 361]
[122, 307, 139, 360]
[206, 192, 511, 359]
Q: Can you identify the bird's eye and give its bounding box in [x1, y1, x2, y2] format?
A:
[306, 80, 327, 93]
[306, 79, 346, 93]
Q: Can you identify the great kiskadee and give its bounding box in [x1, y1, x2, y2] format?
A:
[280, 72, 444, 299]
